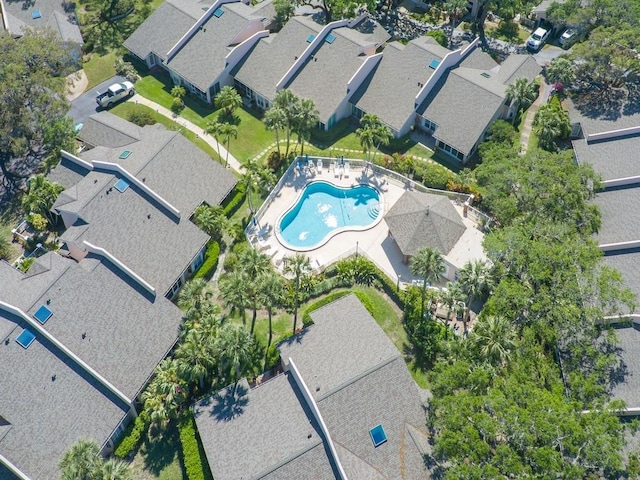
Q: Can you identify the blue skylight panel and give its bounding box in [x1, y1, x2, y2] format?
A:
[306, 34, 316, 43]
[33, 305, 53, 324]
[325, 33, 336, 44]
[429, 59, 440, 69]
[119, 150, 132, 159]
[370, 424, 387, 447]
[31, 10, 41, 19]
[213, 7, 224, 17]
[114, 178, 130, 193]
[16, 329, 36, 349]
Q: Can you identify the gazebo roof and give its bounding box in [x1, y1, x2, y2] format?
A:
[384, 190, 466, 257]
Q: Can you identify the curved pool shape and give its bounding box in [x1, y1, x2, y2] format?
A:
[277, 181, 383, 251]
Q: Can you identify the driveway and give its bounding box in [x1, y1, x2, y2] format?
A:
[532, 44, 567, 67]
[68, 75, 126, 126]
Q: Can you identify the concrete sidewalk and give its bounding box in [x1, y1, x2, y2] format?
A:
[127, 94, 245, 174]
[519, 79, 551, 154]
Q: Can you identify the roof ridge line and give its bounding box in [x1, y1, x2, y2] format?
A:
[249, 441, 322, 479]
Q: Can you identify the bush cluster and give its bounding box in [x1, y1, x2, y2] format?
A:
[178, 414, 210, 480]
[378, 154, 453, 189]
[113, 412, 148, 459]
[193, 241, 220, 280]
[127, 109, 156, 127]
[222, 185, 246, 218]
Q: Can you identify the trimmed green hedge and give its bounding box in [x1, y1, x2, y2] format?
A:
[113, 412, 148, 459]
[302, 291, 351, 325]
[193, 241, 220, 280]
[222, 184, 246, 218]
[353, 290, 376, 316]
[179, 414, 212, 480]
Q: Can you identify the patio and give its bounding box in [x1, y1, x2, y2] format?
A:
[246, 158, 486, 288]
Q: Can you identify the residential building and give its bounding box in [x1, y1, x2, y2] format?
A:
[50, 112, 237, 298]
[194, 294, 433, 479]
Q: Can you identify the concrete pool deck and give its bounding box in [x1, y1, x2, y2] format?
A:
[247, 160, 486, 287]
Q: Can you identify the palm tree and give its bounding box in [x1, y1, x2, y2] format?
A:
[444, 0, 467, 46]
[205, 119, 224, 158]
[546, 57, 576, 87]
[175, 328, 217, 391]
[355, 126, 376, 161]
[273, 89, 299, 158]
[238, 247, 271, 334]
[283, 253, 312, 333]
[439, 281, 466, 323]
[264, 106, 287, 159]
[21, 174, 64, 225]
[468, 315, 515, 366]
[372, 123, 393, 161]
[410, 247, 445, 320]
[58, 439, 101, 480]
[100, 458, 133, 480]
[219, 270, 250, 327]
[293, 97, 319, 156]
[192, 204, 229, 241]
[216, 323, 255, 387]
[505, 77, 539, 124]
[241, 157, 276, 214]
[220, 122, 238, 168]
[214, 85, 242, 117]
[257, 271, 285, 349]
[457, 259, 494, 332]
[177, 278, 214, 313]
[533, 103, 571, 151]
[142, 359, 186, 434]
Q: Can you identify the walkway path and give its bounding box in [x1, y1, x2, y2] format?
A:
[519, 80, 551, 154]
[127, 94, 245, 174]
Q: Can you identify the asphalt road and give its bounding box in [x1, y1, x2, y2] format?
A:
[68, 75, 126, 126]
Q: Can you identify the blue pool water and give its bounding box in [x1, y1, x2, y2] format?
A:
[278, 181, 381, 250]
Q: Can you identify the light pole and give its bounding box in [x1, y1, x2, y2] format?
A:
[356, 241, 359, 258]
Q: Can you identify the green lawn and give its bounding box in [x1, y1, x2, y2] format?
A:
[109, 102, 224, 163]
[83, 51, 117, 89]
[130, 424, 185, 480]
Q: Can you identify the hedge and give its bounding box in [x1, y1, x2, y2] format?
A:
[302, 290, 351, 325]
[179, 414, 212, 480]
[113, 412, 148, 459]
[222, 184, 246, 218]
[193, 241, 220, 280]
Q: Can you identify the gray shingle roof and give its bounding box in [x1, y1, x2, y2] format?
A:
[593, 186, 640, 245]
[336, 16, 390, 47]
[3, 0, 83, 43]
[384, 190, 466, 256]
[603, 251, 640, 311]
[284, 26, 368, 123]
[352, 37, 449, 132]
[609, 325, 640, 409]
[123, 0, 203, 61]
[566, 97, 640, 137]
[494, 54, 541, 85]
[278, 294, 399, 399]
[0, 309, 128, 480]
[165, 2, 258, 92]
[194, 374, 335, 480]
[232, 16, 321, 103]
[573, 136, 640, 182]
[77, 113, 142, 148]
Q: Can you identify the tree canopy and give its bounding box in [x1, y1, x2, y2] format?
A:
[0, 30, 75, 201]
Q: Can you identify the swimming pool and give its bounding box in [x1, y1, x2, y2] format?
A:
[276, 181, 382, 250]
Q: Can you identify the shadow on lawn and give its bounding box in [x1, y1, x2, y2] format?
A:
[140, 424, 182, 476]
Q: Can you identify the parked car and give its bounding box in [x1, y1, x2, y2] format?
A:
[559, 28, 577, 48]
[96, 81, 135, 109]
[526, 27, 551, 52]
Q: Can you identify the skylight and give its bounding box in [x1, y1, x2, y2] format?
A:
[119, 150, 132, 159]
[306, 34, 316, 43]
[16, 329, 36, 349]
[481, 72, 491, 78]
[114, 178, 130, 193]
[213, 7, 224, 17]
[429, 59, 440, 69]
[325, 33, 336, 44]
[33, 305, 53, 325]
[31, 10, 41, 19]
[370, 424, 387, 447]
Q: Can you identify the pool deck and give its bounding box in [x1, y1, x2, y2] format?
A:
[247, 161, 485, 288]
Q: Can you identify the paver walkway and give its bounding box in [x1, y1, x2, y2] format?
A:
[520, 79, 551, 154]
[127, 95, 245, 174]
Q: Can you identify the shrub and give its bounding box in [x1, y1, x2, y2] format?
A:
[178, 414, 211, 480]
[266, 150, 286, 172]
[426, 29, 447, 47]
[414, 161, 453, 189]
[302, 290, 351, 325]
[27, 213, 48, 232]
[193, 241, 220, 280]
[171, 86, 187, 99]
[114, 412, 148, 459]
[17, 257, 35, 273]
[353, 290, 375, 316]
[127, 109, 156, 127]
[222, 185, 246, 218]
[114, 58, 139, 83]
[171, 97, 185, 115]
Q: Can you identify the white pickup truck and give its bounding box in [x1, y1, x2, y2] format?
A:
[96, 81, 135, 108]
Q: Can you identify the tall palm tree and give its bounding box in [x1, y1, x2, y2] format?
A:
[219, 270, 250, 327]
[273, 89, 299, 158]
[21, 173, 64, 225]
[355, 126, 376, 161]
[264, 106, 287, 158]
[468, 315, 515, 367]
[533, 104, 571, 151]
[58, 439, 101, 480]
[175, 328, 217, 391]
[439, 281, 466, 323]
[457, 259, 494, 332]
[205, 119, 224, 159]
[238, 247, 271, 334]
[192, 204, 229, 241]
[505, 77, 539, 124]
[293, 97, 319, 156]
[410, 247, 445, 320]
[444, 0, 467, 46]
[177, 278, 214, 314]
[372, 123, 393, 161]
[220, 122, 238, 168]
[214, 85, 242, 117]
[241, 157, 276, 214]
[257, 271, 285, 349]
[100, 458, 133, 480]
[283, 253, 312, 334]
[546, 57, 576, 87]
[142, 359, 186, 434]
[216, 323, 255, 387]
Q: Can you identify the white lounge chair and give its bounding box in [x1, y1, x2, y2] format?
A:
[344, 161, 350, 178]
[317, 159, 323, 173]
[334, 161, 339, 177]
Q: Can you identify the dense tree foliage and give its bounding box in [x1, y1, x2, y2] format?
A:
[292, 0, 374, 22]
[0, 30, 75, 200]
